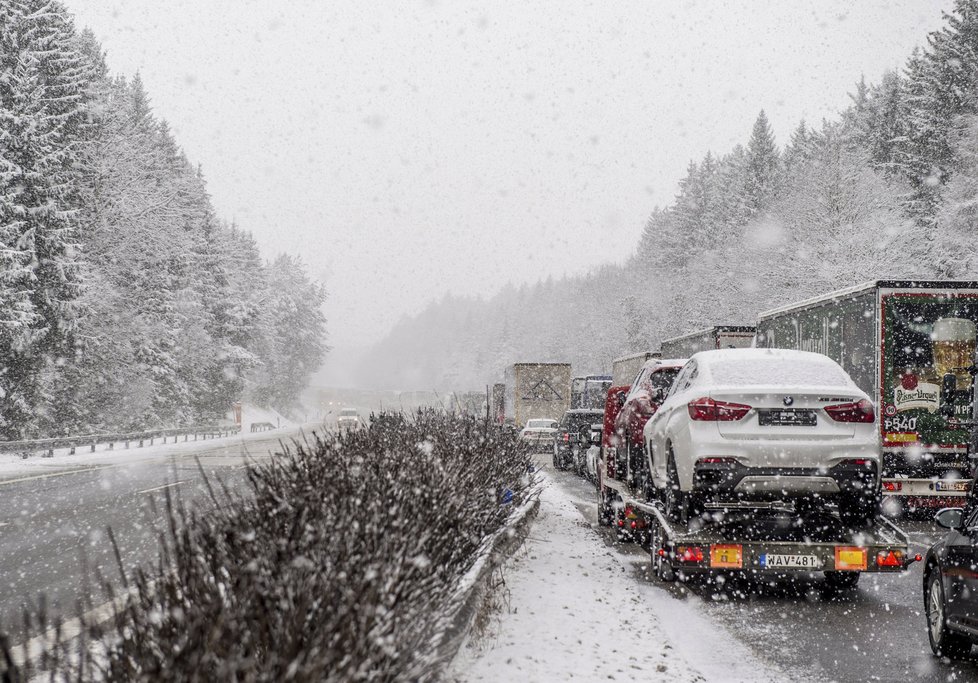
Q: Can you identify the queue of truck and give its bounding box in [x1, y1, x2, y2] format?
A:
[497, 280, 978, 658]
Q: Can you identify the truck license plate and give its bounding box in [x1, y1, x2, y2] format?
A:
[936, 480, 970, 492]
[760, 553, 821, 569]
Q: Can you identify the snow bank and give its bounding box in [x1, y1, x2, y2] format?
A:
[451, 476, 792, 682]
[0, 421, 312, 482]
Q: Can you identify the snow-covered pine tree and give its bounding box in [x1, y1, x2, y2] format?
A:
[935, 114, 978, 278]
[0, 0, 89, 438]
[253, 255, 327, 411]
[743, 110, 781, 216]
[902, 1, 978, 223]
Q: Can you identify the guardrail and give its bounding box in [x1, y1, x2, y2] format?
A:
[0, 425, 243, 458]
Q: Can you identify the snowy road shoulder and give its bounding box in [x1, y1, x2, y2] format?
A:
[450, 474, 797, 683]
[0, 417, 316, 482]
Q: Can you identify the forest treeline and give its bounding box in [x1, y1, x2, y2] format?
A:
[0, 0, 327, 439]
[360, 0, 978, 391]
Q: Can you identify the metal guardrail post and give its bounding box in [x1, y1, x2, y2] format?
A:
[0, 422, 243, 459]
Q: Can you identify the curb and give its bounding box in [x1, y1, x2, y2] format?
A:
[429, 476, 544, 676]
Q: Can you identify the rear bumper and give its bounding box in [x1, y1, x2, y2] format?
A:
[521, 436, 556, 451]
[693, 460, 878, 500]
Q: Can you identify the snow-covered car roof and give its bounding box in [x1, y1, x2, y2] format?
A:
[639, 357, 687, 372]
[689, 348, 859, 390]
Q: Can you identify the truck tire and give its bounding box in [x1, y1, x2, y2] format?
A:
[598, 489, 615, 527]
[823, 571, 860, 592]
[650, 522, 675, 582]
[552, 447, 564, 471]
[664, 448, 687, 524]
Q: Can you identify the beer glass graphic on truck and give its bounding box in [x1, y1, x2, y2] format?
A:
[932, 317, 977, 390]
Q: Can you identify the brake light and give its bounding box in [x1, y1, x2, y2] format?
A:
[883, 481, 903, 492]
[825, 399, 875, 423]
[839, 458, 873, 467]
[687, 397, 751, 421]
[563, 433, 570, 442]
[676, 546, 705, 564]
[697, 457, 738, 465]
[876, 550, 904, 568]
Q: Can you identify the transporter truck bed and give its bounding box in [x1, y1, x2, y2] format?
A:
[621, 497, 916, 588]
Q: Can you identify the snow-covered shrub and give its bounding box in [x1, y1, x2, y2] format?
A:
[6, 410, 529, 681]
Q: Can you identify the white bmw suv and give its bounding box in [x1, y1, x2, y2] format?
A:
[643, 348, 879, 524]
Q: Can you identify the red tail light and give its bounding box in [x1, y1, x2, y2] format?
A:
[563, 433, 570, 442]
[687, 397, 751, 421]
[883, 481, 903, 492]
[825, 399, 875, 423]
[875, 550, 904, 568]
[676, 545, 705, 564]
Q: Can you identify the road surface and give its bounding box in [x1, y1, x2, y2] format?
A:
[537, 454, 978, 681]
[0, 428, 311, 645]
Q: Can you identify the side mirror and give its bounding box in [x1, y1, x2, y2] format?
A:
[616, 391, 627, 408]
[590, 424, 602, 445]
[935, 507, 964, 530]
[652, 387, 667, 403]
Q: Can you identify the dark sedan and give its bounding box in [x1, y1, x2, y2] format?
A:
[923, 505, 978, 658]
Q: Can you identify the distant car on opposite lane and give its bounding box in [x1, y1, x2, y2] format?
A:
[337, 408, 361, 431]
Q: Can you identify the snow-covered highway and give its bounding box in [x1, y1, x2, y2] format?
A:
[0, 427, 308, 645]
[455, 457, 978, 681]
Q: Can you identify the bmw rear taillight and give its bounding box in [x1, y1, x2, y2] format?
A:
[687, 397, 751, 421]
[825, 399, 875, 423]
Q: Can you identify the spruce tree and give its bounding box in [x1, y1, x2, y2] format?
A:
[0, 0, 89, 438]
[743, 110, 781, 216]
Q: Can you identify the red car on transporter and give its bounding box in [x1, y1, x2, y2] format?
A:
[598, 358, 685, 532]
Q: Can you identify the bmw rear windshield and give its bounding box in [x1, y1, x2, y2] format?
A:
[709, 358, 852, 388]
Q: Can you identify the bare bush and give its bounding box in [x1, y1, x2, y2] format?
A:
[4, 410, 530, 682]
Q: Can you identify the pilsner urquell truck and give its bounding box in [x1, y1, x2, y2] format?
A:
[756, 280, 978, 511]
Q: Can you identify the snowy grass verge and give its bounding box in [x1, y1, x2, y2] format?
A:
[1, 410, 531, 681]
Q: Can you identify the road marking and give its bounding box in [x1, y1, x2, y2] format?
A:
[0, 464, 125, 487]
[10, 580, 155, 669]
[136, 481, 187, 495]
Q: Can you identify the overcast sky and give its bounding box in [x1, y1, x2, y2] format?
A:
[65, 0, 951, 384]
